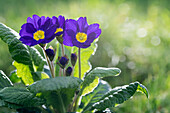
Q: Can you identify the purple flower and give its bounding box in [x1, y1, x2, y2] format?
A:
[52, 15, 65, 36]
[63, 17, 101, 48]
[19, 15, 57, 46]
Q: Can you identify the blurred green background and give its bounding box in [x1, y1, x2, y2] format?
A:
[0, 0, 170, 112]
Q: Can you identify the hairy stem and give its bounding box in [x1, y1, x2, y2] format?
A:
[72, 66, 74, 76]
[61, 44, 65, 56]
[63, 68, 65, 76]
[78, 48, 81, 79]
[61, 44, 65, 76]
[68, 93, 78, 112]
[42, 47, 55, 78]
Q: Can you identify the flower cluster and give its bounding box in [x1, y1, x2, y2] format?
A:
[19, 14, 101, 77]
[19, 15, 101, 48]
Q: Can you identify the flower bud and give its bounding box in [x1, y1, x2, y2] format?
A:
[57, 55, 69, 69]
[56, 35, 63, 44]
[71, 53, 77, 67]
[45, 47, 55, 61]
[65, 66, 73, 76]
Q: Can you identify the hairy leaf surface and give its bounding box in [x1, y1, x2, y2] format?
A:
[89, 82, 149, 112]
[0, 87, 45, 108]
[81, 67, 121, 96]
[0, 70, 13, 89]
[79, 80, 111, 112]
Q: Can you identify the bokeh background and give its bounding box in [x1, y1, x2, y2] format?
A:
[0, 0, 170, 112]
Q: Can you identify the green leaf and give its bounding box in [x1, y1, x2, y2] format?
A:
[0, 99, 5, 107]
[0, 23, 46, 85]
[80, 67, 121, 96]
[28, 76, 82, 93]
[28, 76, 82, 112]
[9, 70, 21, 83]
[27, 47, 45, 72]
[89, 82, 149, 112]
[0, 87, 45, 109]
[0, 70, 13, 89]
[33, 71, 50, 80]
[13, 61, 34, 85]
[79, 80, 111, 113]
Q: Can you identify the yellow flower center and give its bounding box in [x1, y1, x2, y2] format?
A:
[33, 30, 45, 41]
[55, 28, 63, 34]
[76, 32, 87, 43]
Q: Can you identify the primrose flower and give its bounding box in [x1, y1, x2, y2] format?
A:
[63, 17, 101, 48]
[52, 15, 65, 44]
[52, 15, 65, 36]
[19, 15, 57, 46]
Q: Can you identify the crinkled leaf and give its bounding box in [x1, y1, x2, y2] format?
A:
[0, 70, 13, 89]
[79, 80, 111, 113]
[28, 76, 82, 112]
[80, 67, 121, 96]
[28, 76, 82, 93]
[0, 23, 46, 85]
[89, 82, 149, 112]
[0, 99, 5, 107]
[27, 47, 45, 72]
[0, 87, 45, 109]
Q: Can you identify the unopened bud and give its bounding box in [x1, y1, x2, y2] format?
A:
[71, 53, 77, 66]
[45, 47, 55, 61]
[57, 55, 69, 69]
[66, 66, 73, 76]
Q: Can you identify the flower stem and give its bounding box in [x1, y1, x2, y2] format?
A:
[42, 47, 55, 78]
[61, 44, 65, 76]
[68, 93, 78, 112]
[61, 44, 65, 56]
[72, 66, 74, 76]
[78, 48, 81, 79]
[63, 69, 65, 76]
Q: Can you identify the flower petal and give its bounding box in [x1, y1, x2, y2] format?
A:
[65, 19, 78, 33]
[40, 18, 51, 30]
[45, 25, 57, 39]
[87, 23, 100, 35]
[77, 17, 88, 32]
[63, 31, 73, 47]
[32, 15, 40, 29]
[58, 15, 65, 28]
[19, 24, 33, 37]
[20, 36, 38, 46]
[26, 23, 36, 33]
[52, 16, 58, 25]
